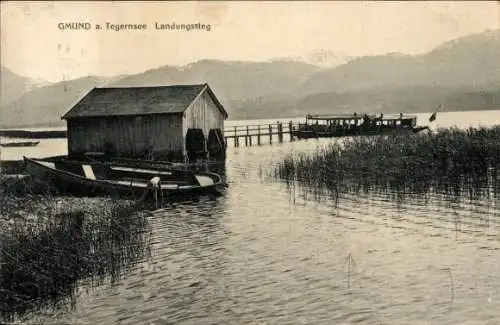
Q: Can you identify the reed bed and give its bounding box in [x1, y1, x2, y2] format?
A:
[275, 126, 500, 200]
[0, 178, 152, 322]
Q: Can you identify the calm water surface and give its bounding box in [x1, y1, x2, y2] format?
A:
[4, 110, 500, 324]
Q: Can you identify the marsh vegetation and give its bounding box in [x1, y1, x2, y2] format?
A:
[274, 126, 500, 201]
[0, 177, 152, 322]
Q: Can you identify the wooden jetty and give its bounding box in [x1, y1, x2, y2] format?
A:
[0, 121, 298, 149]
[0, 112, 429, 150]
[224, 121, 296, 147]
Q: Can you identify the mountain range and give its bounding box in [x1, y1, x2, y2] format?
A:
[1, 29, 499, 127]
[0, 66, 49, 107]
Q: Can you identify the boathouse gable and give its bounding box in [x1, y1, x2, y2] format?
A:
[183, 88, 225, 149]
[61, 83, 227, 160]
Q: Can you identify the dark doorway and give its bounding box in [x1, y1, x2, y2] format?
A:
[185, 128, 207, 161]
[207, 128, 226, 160]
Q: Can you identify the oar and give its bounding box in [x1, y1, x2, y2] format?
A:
[429, 105, 442, 122]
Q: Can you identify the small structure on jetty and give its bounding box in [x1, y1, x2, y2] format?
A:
[61, 83, 228, 161]
[292, 113, 428, 139]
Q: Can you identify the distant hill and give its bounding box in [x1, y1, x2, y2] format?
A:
[111, 59, 321, 103]
[0, 66, 48, 106]
[227, 85, 500, 120]
[280, 49, 356, 68]
[0, 60, 320, 127]
[0, 76, 124, 128]
[1, 29, 499, 127]
[301, 29, 500, 94]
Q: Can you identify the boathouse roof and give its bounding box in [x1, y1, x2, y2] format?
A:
[61, 83, 228, 119]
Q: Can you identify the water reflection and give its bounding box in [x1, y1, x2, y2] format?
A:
[71, 196, 230, 325]
[274, 168, 500, 241]
[183, 160, 228, 184]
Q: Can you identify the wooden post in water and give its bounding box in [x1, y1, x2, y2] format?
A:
[282, 122, 285, 142]
[233, 126, 238, 147]
[257, 125, 261, 145]
[278, 122, 283, 143]
[245, 125, 249, 146]
[269, 124, 273, 144]
[276, 122, 279, 143]
[289, 121, 293, 142]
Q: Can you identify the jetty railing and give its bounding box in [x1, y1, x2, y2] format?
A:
[224, 121, 298, 147]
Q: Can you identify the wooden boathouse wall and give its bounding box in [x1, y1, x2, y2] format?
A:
[62, 83, 228, 161]
[183, 87, 226, 160]
[183, 90, 224, 144]
[67, 114, 184, 159]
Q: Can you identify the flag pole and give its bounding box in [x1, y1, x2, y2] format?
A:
[429, 104, 442, 122]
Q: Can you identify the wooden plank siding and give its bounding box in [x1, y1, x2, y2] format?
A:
[183, 89, 225, 152]
[63, 84, 227, 161]
[67, 114, 183, 159]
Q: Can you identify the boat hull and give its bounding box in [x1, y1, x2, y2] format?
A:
[0, 141, 40, 147]
[292, 126, 428, 139]
[78, 154, 223, 171]
[24, 157, 224, 200]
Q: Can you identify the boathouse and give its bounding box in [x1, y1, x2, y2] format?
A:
[61, 83, 228, 161]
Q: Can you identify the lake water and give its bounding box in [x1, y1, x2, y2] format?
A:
[2, 110, 500, 161]
[3, 110, 500, 324]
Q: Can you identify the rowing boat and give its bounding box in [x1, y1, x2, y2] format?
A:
[0, 141, 40, 147]
[23, 156, 225, 200]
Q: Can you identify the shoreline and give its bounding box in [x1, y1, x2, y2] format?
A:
[0, 129, 67, 139]
[1, 108, 499, 137]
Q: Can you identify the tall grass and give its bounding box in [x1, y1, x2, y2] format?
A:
[0, 179, 152, 322]
[275, 126, 500, 199]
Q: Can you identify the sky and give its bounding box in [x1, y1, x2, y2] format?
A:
[1, 1, 499, 82]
